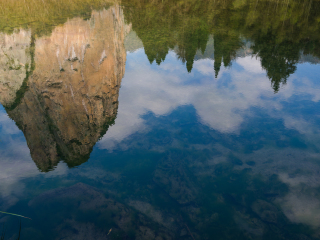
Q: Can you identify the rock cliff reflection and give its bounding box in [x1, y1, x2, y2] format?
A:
[0, 6, 129, 171]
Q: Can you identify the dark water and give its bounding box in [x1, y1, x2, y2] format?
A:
[1, 0, 320, 239]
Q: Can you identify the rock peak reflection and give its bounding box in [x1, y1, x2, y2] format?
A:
[0, 6, 130, 172]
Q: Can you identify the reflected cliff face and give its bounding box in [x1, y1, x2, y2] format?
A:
[0, 6, 129, 172]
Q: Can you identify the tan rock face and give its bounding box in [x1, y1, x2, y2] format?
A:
[5, 6, 130, 171]
[0, 29, 32, 106]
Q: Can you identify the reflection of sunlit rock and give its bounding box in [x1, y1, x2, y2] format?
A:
[6, 6, 130, 171]
[0, 29, 32, 107]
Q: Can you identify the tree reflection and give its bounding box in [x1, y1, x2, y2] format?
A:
[123, 0, 320, 92]
[251, 32, 300, 92]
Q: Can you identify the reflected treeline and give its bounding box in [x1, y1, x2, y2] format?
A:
[0, 6, 130, 171]
[123, 0, 320, 92]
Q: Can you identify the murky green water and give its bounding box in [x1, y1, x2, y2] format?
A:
[1, 0, 320, 239]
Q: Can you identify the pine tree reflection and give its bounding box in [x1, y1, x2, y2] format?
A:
[123, 0, 320, 92]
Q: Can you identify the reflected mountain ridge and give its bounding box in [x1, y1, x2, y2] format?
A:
[0, 6, 130, 172]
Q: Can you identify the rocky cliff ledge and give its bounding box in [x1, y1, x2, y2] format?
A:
[3, 6, 130, 171]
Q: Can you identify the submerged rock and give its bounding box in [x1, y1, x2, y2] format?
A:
[29, 183, 174, 240]
[252, 199, 280, 224]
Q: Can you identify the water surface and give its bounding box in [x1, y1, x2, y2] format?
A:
[0, 0, 320, 239]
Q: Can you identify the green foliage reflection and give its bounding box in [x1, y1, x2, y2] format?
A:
[123, 0, 320, 92]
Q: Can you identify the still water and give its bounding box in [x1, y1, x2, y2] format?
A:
[0, 0, 320, 239]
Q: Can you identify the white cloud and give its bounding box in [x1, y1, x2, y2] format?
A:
[236, 55, 265, 74]
[193, 58, 217, 76]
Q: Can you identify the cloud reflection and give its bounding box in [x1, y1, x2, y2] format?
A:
[99, 50, 315, 150]
[97, 50, 320, 230]
[0, 107, 67, 205]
